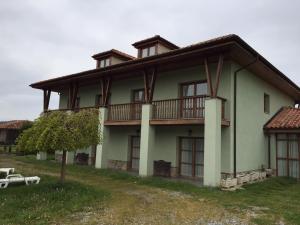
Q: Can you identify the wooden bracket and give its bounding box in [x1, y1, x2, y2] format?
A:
[68, 82, 79, 110]
[204, 54, 224, 98]
[100, 77, 112, 107]
[71, 82, 79, 109]
[43, 89, 51, 111]
[143, 68, 157, 103]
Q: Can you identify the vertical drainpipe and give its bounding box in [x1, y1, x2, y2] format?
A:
[268, 134, 271, 169]
[233, 55, 259, 177]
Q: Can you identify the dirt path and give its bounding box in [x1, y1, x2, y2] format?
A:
[0, 156, 252, 225]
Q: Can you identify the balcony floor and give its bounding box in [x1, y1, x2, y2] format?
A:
[104, 120, 141, 126]
[104, 119, 230, 126]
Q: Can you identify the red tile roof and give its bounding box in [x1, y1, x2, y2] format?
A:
[264, 107, 300, 129]
[0, 120, 31, 129]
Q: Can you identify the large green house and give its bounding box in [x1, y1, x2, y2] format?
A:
[31, 34, 300, 186]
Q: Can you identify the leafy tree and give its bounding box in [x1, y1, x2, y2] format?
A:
[16, 109, 101, 182]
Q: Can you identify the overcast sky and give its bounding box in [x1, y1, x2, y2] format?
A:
[0, 0, 299, 121]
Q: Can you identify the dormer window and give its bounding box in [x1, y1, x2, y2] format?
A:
[99, 58, 110, 68]
[92, 49, 135, 69]
[141, 46, 156, 58]
[132, 35, 179, 58]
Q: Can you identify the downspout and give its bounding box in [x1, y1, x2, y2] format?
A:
[233, 55, 259, 177]
[268, 134, 271, 169]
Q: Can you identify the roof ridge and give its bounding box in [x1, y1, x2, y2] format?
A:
[92, 49, 135, 60]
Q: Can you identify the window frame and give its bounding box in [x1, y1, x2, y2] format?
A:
[131, 89, 145, 103]
[180, 80, 208, 98]
[264, 93, 270, 114]
[139, 44, 158, 58]
[95, 94, 102, 107]
[275, 133, 300, 179]
[99, 57, 111, 68]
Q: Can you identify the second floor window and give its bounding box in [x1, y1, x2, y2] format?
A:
[95, 94, 102, 107]
[141, 46, 156, 58]
[132, 89, 145, 103]
[181, 81, 208, 97]
[95, 93, 111, 106]
[99, 58, 110, 68]
[264, 93, 270, 114]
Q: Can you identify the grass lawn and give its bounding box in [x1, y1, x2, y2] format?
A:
[1, 155, 300, 225]
[0, 175, 109, 225]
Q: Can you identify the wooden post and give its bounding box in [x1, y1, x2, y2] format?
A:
[204, 55, 224, 98]
[143, 68, 157, 103]
[100, 77, 112, 107]
[68, 83, 73, 109]
[71, 82, 79, 110]
[143, 71, 149, 103]
[43, 89, 51, 112]
[204, 58, 213, 97]
[149, 68, 157, 102]
[213, 55, 224, 97]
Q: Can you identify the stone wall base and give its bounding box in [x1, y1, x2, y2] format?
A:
[221, 168, 275, 179]
[107, 160, 128, 171]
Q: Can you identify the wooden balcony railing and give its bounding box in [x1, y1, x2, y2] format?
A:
[152, 96, 226, 120]
[107, 103, 142, 121]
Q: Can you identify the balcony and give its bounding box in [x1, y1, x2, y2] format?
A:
[105, 103, 142, 125]
[105, 96, 229, 126]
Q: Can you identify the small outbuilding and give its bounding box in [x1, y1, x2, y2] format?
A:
[0, 120, 31, 145]
[264, 107, 300, 179]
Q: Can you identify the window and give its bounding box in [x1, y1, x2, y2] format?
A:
[264, 93, 270, 114]
[95, 94, 102, 107]
[99, 58, 110, 68]
[132, 89, 145, 103]
[179, 137, 204, 178]
[95, 93, 110, 106]
[276, 134, 300, 179]
[181, 81, 208, 118]
[140, 46, 156, 58]
[181, 81, 208, 97]
[149, 46, 155, 56]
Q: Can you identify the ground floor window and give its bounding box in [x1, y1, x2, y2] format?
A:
[129, 136, 140, 171]
[276, 133, 300, 179]
[179, 137, 204, 178]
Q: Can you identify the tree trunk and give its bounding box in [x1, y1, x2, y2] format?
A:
[60, 150, 67, 183]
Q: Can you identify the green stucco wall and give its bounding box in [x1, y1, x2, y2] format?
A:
[57, 60, 295, 175]
[153, 125, 204, 167]
[105, 126, 140, 162]
[233, 62, 294, 172]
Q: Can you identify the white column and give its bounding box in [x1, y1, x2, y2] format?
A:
[66, 151, 75, 165]
[204, 98, 222, 187]
[95, 107, 109, 169]
[36, 151, 47, 160]
[139, 104, 155, 176]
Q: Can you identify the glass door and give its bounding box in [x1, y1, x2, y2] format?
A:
[131, 89, 144, 120]
[179, 137, 204, 178]
[276, 134, 300, 179]
[181, 81, 207, 119]
[130, 136, 140, 171]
